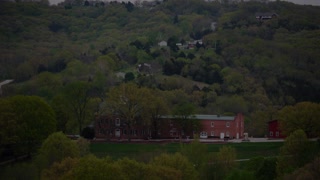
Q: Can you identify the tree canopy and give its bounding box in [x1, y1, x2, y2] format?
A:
[0, 95, 56, 156]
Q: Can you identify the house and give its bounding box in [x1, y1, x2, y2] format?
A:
[94, 113, 244, 140]
[158, 41, 167, 47]
[255, 12, 278, 21]
[137, 63, 152, 74]
[268, 120, 285, 139]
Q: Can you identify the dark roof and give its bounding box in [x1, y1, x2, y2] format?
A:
[161, 114, 235, 121]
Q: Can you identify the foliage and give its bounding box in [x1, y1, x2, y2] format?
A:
[283, 156, 320, 180]
[0, 95, 56, 156]
[76, 137, 91, 157]
[35, 132, 80, 170]
[63, 81, 95, 134]
[1, 162, 38, 180]
[180, 137, 209, 179]
[103, 83, 152, 140]
[278, 102, 320, 137]
[81, 127, 95, 139]
[151, 153, 198, 180]
[244, 156, 277, 180]
[277, 129, 317, 177]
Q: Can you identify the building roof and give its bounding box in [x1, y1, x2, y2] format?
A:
[161, 114, 235, 121]
[195, 114, 235, 121]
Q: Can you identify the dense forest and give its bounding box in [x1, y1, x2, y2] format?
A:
[1, 0, 320, 136]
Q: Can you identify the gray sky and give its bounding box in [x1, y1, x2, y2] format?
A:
[48, 0, 320, 6]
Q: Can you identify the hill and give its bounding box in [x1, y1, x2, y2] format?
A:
[0, 0, 320, 135]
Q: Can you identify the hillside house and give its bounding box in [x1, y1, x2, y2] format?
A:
[95, 113, 244, 140]
[158, 41, 167, 47]
[268, 120, 285, 138]
[255, 12, 278, 20]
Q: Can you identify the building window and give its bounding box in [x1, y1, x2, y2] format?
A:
[276, 131, 279, 137]
[226, 122, 230, 127]
[200, 131, 207, 138]
[226, 131, 230, 137]
[123, 129, 127, 135]
[211, 122, 214, 127]
[211, 131, 214, 136]
[115, 118, 120, 126]
[270, 131, 273, 137]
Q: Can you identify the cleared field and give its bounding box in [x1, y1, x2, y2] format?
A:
[90, 141, 284, 161]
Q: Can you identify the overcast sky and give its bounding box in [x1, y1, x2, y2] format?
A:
[48, 0, 320, 6]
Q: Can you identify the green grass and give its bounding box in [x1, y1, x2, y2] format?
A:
[90, 142, 283, 161]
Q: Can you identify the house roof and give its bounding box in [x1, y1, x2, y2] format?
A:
[195, 114, 235, 121]
[161, 114, 235, 121]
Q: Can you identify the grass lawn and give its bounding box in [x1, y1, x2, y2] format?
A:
[90, 141, 283, 161]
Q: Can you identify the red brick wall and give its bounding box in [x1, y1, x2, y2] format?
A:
[95, 113, 244, 140]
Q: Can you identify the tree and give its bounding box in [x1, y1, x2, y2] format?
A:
[0, 96, 56, 156]
[207, 146, 237, 180]
[276, 129, 317, 177]
[63, 81, 93, 135]
[41, 157, 79, 180]
[124, 72, 135, 82]
[72, 155, 124, 180]
[278, 102, 320, 138]
[180, 137, 208, 177]
[147, 90, 169, 139]
[36, 132, 80, 170]
[172, 102, 199, 136]
[104, 83, 151, 141]
[151, 153, 198, 180]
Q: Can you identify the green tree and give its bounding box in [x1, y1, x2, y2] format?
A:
[276, 129, 317, 177]
[41, 157, 79, 180]
[72, 155, 124, 180]
[0, 95, 56, 156]
[180, 137, 208, 178]
[151, 153, 198, 180]
[36, 132, 80, 170]
[104, 83, 151, 141]
[63, 81, 93, 135]
[207, 146, 237, 180]
[147, 90, 169, 139]
[172, 102, 199, 135]
[278, 102, 320, 137]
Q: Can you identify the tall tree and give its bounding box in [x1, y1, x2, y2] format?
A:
[172, 102, 199, 135]
[104, 83, 151, 141]
[63, 82, 93, 135]
[147, 90, 169, 138]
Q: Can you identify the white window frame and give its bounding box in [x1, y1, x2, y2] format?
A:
[211, 131, 214, 136]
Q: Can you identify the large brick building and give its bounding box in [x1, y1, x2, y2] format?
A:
[95, 113, 244, 140]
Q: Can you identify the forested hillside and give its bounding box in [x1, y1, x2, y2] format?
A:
[1, 0, 320, 136]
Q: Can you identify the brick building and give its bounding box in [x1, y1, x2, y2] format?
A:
[95, 113, 244, 140]
[268, 120, 286, 138]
